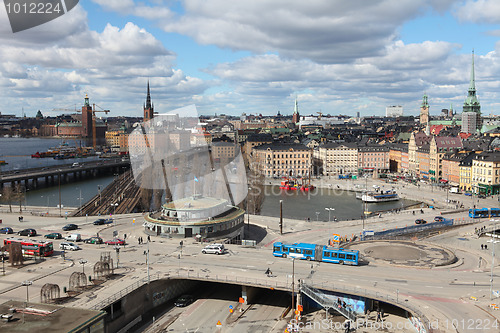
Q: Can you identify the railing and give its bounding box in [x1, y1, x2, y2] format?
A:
[301, 283, 357, 321]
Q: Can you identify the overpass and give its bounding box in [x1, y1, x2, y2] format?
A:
[0, 158, 130, 190]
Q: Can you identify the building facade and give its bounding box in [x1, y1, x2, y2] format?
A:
[358, 145, 390, 175]
[471, 152, 500, 195]
[314, 142, 358, 176]
[252, 143, 312, 177]
[419, 94, 429, 126]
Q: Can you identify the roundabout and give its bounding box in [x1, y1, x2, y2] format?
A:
[348, 240, 457, 267]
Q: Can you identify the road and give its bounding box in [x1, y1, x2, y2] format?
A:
[1, 177, 500, 332]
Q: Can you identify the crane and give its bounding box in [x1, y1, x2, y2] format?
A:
[317, 111, 323, 120]
[91, 103, 110, 148]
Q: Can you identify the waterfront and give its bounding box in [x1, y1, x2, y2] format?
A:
[260, 185, 417, 222]
[1, 138, 415, 220]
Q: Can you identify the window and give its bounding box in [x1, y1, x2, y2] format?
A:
[338, 253, 345, 259]
[323, 251, 330, 257]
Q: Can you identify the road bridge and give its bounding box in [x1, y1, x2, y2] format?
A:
[0, 158, 130, 190]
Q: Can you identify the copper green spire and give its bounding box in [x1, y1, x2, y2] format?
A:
[469, 50, 476, 92]
[293, 97, 299, 114]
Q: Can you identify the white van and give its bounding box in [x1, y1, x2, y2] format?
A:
[449, 187, 460, 194]
[65, 233, 81, 242]
[71, 162, 80, 168]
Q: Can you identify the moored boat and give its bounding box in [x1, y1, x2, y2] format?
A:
[361, 190, 399, 202]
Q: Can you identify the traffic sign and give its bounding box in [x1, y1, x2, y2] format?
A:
[216, 320, 222, 328]
[229, 305, 233, 309]
[332, 234, 340, 242]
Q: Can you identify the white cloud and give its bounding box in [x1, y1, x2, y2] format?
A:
[161, 0, 456, 64]
[91, 0, 173, 20]
[455, 0, 500, 24]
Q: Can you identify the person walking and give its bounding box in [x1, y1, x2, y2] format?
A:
[147, 235, 151, 242]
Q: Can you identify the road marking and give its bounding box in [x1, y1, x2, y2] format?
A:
[425, 285, 443, 288]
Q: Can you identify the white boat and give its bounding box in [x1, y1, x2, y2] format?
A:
[361, 190, 399, 202]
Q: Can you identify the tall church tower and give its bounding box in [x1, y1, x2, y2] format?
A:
[143, 81, 154, 122]
[419, 93, 429, 126]
[462, 51, 481, 132]
[292, 97, 300, 124]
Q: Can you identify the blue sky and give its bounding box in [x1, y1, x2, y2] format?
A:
[1, 0, 500, 118]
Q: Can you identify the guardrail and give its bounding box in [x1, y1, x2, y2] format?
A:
[89, 270, 430, 332]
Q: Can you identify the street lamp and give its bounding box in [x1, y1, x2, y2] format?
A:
[58, 170, 62, 217]
[489, 221, 499, 300]
[97, 185, 103, 212]
[21, 280, 32, 324]
[79, 259, 87, 274]
[144, 241, 150, 284]
[315, 211, 320, 221]
[325, 208, 335, 222]
[291, 257, 296, 316]
[279, 200, 283, 235]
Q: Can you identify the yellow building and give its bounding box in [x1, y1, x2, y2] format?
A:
[428, 136, 462, 182]
[252, 143, 311, 178]
[471, 152, 500, 195]
[314, 142, 358, 176]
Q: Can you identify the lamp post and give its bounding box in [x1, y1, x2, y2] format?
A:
[288, 257, 295, 316]
[58, 170, 62, 217]
[247, 187, 252, 230]
[77, 189, 83, 215]
[97, 185, 103, 213]
[279, 200, 283, 235]
[325, 208, 335, 222]
[144, 240, 150, 284]
[111, 203, 118, 229]
[315, 211, 320, 221]
[21, 280, 32, 324]
[489, 221, 499, 300]
[79, 259, 87, 274]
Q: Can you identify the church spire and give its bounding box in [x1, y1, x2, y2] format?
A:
[146, 80, 152, 110]
[293, 97, 299, 114]
[469, 50, 476, 92]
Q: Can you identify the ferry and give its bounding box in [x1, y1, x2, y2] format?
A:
[361, 190, 399, 203]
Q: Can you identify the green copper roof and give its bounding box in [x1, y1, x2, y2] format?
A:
[421, 93, 429, 108]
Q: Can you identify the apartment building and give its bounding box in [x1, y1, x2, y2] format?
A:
[252, 143, 311, 177]
[314, 142, 358, 176]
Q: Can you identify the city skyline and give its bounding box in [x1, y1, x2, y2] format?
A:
[1, 1, 500, 118]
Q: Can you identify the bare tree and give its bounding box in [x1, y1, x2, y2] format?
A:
[1, 186, 14, 213]
[15, 184, 25, 213]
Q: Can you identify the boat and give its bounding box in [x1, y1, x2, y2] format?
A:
[0, 160, 7, 165]
[280, 178, 298, 190]
[361, 190, 399, 202]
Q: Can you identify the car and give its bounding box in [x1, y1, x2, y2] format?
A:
[415, 219, 427, 225]
[174, 295, 194, 307]
[0, 227, 13, 234]
[93, 218, 112, 225]
[478, 194, 486, 199]
[84, 236, 103, 244]
[44, 232, 62, 239]
[201, 243, 225, 255]
[62, 224, 78, 231]
[71, 162, 80, 168]
[105, 238, 125, 245]
[434, 216, 445, 222]
[464, 192, 472, 196]
[18, 228, 36, 237]
[59, 242, 80, 251]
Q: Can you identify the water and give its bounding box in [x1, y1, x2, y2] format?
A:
[260, 186, 416, 221]
[1, 138, 415, 219]
[0, 137, 113, 208]
[0, 137, 100, 171]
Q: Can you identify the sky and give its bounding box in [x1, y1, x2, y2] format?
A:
[1, 0, 500, 118]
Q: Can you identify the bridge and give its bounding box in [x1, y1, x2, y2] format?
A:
[0, 158, 130, 190]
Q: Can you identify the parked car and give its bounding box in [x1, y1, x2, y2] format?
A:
[84, 236, 103, 244]
[478, 194, 486, 199]
[59, 242, 80, 251]
[174, 295, 194, 307]
[105, 238, 125, 245]
[201, 243, 225, 255]
[18, 228, 36, 236]
[93, 218, 113, 225]
[0, 227, 13, 234]
[434, 216, 445, 222]
[415, 219, 427, 225]
[62, 224, 78, 231]
[44, 232, 62, 239]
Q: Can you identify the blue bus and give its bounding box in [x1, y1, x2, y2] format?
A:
[272, 242, 359, 266]
[469, 208, 500, 218]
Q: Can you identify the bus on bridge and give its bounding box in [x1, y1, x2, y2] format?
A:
[272, 242, 359, 265]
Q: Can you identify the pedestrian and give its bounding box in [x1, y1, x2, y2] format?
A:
[485, 244, 488, 250]
[481, 244, 484, 250]
[344, 319, 351, 333]
[376, 310, 381, 322]
[147, 235, 151, 242]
